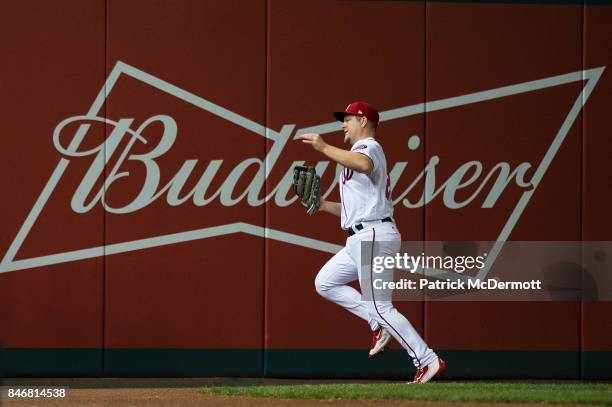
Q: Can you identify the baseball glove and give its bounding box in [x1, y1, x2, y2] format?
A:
[292, 165, 321, 215]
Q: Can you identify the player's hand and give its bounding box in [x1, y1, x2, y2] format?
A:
[300, 133, 327, 152]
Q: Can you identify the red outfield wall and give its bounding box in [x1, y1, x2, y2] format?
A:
[0, 0, 611, 378]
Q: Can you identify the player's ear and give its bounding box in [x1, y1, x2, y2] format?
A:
[360, 116, 368, 128]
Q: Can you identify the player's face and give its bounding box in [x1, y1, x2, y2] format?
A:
[342, 115, 362, 145]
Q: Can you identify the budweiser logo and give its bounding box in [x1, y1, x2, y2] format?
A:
[0, 61, 604, 277]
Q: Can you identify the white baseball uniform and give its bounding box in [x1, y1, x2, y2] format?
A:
[314, 137, 437, 368]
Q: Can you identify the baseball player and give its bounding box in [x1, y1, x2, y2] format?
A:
[300, 102, 445, 384]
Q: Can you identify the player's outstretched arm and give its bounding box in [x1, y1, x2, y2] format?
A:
[319, 200, 341, 217]
[300, 133, 373, 174]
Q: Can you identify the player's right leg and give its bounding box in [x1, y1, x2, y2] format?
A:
[314, 247, 379, 331]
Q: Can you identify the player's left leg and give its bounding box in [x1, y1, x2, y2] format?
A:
[315, 247, 380, 331]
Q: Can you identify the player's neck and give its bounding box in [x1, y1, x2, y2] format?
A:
[351, 132, 375, 145]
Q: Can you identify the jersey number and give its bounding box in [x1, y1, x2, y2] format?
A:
[386, 175, 391, 200]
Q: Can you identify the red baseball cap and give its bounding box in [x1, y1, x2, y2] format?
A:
[333, 101, 380, 127]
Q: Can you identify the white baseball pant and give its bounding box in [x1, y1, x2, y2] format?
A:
[314, 221, 437, 368]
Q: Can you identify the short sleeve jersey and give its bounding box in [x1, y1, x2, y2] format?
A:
[339, 137, 393, 229]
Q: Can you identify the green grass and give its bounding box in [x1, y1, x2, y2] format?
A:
[201, 382, 612, 405]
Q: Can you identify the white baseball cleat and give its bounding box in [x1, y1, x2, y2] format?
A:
[411, 357, 446, 384]
[368, 327, 391, 359]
